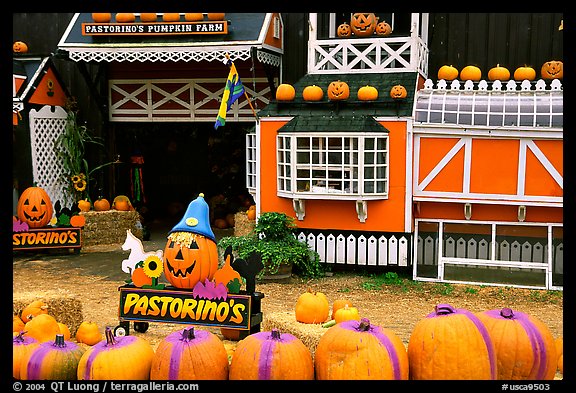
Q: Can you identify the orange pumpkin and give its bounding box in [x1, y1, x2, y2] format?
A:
[513, 65, 537, 81]
[460, 65, 482, 81]
[91, 13, 112, 23]
[139, 13, 158, 22]
[207, 13, 226, 21]
[389, 84, 407, 99]
[131, 266, 153, 287]
[17, 186, 54, 228]
[21, 300, 49, 323]
[275, 83, 296, 101]
[163, 233, 219, 289]
[114, 199, 130, 211]
[337, 23, 351, 37]
[357, 85, 378, 101]
[487, 64, 511, 81]
[24, 314, 61, 343]
[350, 13, 378, 37]
[331, 299, 353, 319]
[93, 197, 110, 211]
[302, 85, 324, 102]
[162, 13, 181, 22]
[13, 332, 38, 379]
[540, 60, 563, 80]
[58, 322, 72, 341]
[375, 21, 392, 36]
[327, 80, 350, 101]
[69, 214, 86, 228]
[115, 13, 136, 23]
[13, 315, 26, 332]
[246, 209, 256, 221]
[75, 321, 102, 346]
[334, 304, 360, 324]
[78, 199, 91, 212]
[13, 41, 29, 53]
[438, 65, 459, 81]
[185, 13, 204, 22]
[295, 288, 330, 324]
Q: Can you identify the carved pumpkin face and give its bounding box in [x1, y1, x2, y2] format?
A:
[13, 41, 28, 53]
[390, 84, 407, 99]
[163, 233, 219, 289]
[375, 21, 392, 36]
[540, 61, 563, 80]
[17, 187, 53, 228]
[350, 13, 378, 37]
[337, 23, 351, 37]
[327, 80, 350, 101]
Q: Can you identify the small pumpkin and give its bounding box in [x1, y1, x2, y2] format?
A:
[229, 328, 314, 380]
[315, 318, 409, 380]
[93, 197, 110, 211]
[337, 22, 351, 37]
[13, 332, 39, 379]
[275, 83, 296, 101]
[350, 12, 378, 37]
[334, 304, 360, 324]
[540, 60, 563, 80]
[113, 199, 131, 211]
[331, 299, 353, 320]
[390, 84, 407, 99]
[14, 315, 26, 332]
[460, 65, 482, 81]
[69, 214, 86, 228]
[408, 304, 497, 380]
[375, 21, 392, 36]
[302, 85, 324, 102]
[77, 327, 154, 380]
[487, 64, 511, 81]
[131, 266, 153, 288]
[213, 248, 242, 290]
[78, 199, 91, 212]
[24, 314, 61, 343]
[185, 13, 204, 22]
[357, 85, 378, 101]
[115, 13, 136, 23]
[476, 307, 557, 380]
[295, 288, 330, 324]
[513, 65, 537, 81]
[13, 41, 29, 53]
[438, 65, 459, 81]
[151, 327, 229, 380]
[162, 13, 181, 22]
[17, 186, 54, 228]
[21, 300, 49, 323]
[91, 13, 112, 23]
[207, 13, 226, 21]
[327, 80, 350, 101]
[213, 218, 228, 229]
[75, 321, 102, 346]
[21, 334, 86, 380]
[139, 13, 157, 22]
[58, 322, 71, 341]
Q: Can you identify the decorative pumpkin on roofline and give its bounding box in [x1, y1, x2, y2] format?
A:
[327, 80, 350, 101]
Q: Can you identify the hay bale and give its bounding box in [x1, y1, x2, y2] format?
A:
[234, 212, 255, 237]
[13, 290, 84, 335]
[261, 311, 326, 359]
[81, 210, 143, 248]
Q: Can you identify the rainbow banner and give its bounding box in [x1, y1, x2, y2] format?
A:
[214, 60, 245, 129]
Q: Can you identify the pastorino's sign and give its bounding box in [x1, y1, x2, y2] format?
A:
[13, 227, 82, 251]
[118, 286, 252, 329]
[82, 21, 228, 36]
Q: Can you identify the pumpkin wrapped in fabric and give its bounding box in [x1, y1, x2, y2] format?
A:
[20, 334, 86, 380]
[476, 307, 557, 380]
[17, 186, 54, 228]
[229, 329, 314, 380]
[407, 303, 497, 380]
[151, 327, 229, 380]
[77, 327, 154, 380]
[315, 318, 408, 380]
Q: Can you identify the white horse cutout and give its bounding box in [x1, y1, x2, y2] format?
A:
[121, 229, 163, 274]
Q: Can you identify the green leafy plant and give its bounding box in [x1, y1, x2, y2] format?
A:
[217, 212, 323, 279]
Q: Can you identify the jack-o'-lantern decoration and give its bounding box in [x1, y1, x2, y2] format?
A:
[540, 60, 563, 80]
[13, 41, 28, 54]
[17, 186, 53, 228]
[327, 80, 350, 101]
[389, 84, 407, 99]
[163, 194, 219, 289]
[350, 13, 378, 37]
[337, 23, 351, 37]
[375, 21, 392, 36]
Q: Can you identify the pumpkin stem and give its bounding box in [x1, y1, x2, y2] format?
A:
[435, 303, 456, 315]
[271, 328, 282, 340]
[54, 334, 66, 348]
[500, 307, 515, 319]
[104, 327, 117, 346]
[14, 331, 27, 342]
[358, 318, 371, 331]
[181, 327, 195, 341]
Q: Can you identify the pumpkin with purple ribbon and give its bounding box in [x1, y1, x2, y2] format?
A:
[20, 334, 86, 380]
[408, 303, 497, 380]
[476, 307, 557, 380]
[315, 318, 408, 380]
[150, 327, 229, 380]
[229, 329, 314, 380]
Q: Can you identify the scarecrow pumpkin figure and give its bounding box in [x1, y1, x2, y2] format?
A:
[163, 193, 219, 289]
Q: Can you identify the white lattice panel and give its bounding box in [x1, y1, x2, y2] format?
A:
[29, 105, 73, 209]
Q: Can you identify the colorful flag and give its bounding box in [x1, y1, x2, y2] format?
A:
[214, 60, 245, 129]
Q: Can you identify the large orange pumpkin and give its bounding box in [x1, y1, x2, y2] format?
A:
[327, 80, 350, 101]
[13, 332, 39, 379]
[295, 288, 330, 324]
[24, 314, 61, 343]
[275, 83, 296, 101]
[163, 232, 219, 289]
[17, 186, 53, 228]
[20, 334, 86, 380]
[350, 13, 378, 37]
[302, 85, 324, 102]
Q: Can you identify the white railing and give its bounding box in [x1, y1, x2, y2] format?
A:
[307, 36, 428, 76]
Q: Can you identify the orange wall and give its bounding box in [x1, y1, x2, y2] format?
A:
[259, 120, 408, 232]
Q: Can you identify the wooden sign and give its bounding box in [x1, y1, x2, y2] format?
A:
[13, 227, 82, 251]
[118, 286, 252, 330]
[82, 21, 228, 36]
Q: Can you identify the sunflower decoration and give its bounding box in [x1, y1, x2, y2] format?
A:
[71, 173, 87, 199]
[141, 254, 165, 289]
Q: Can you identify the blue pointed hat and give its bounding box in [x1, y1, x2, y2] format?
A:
[169, 193, 215, 241]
